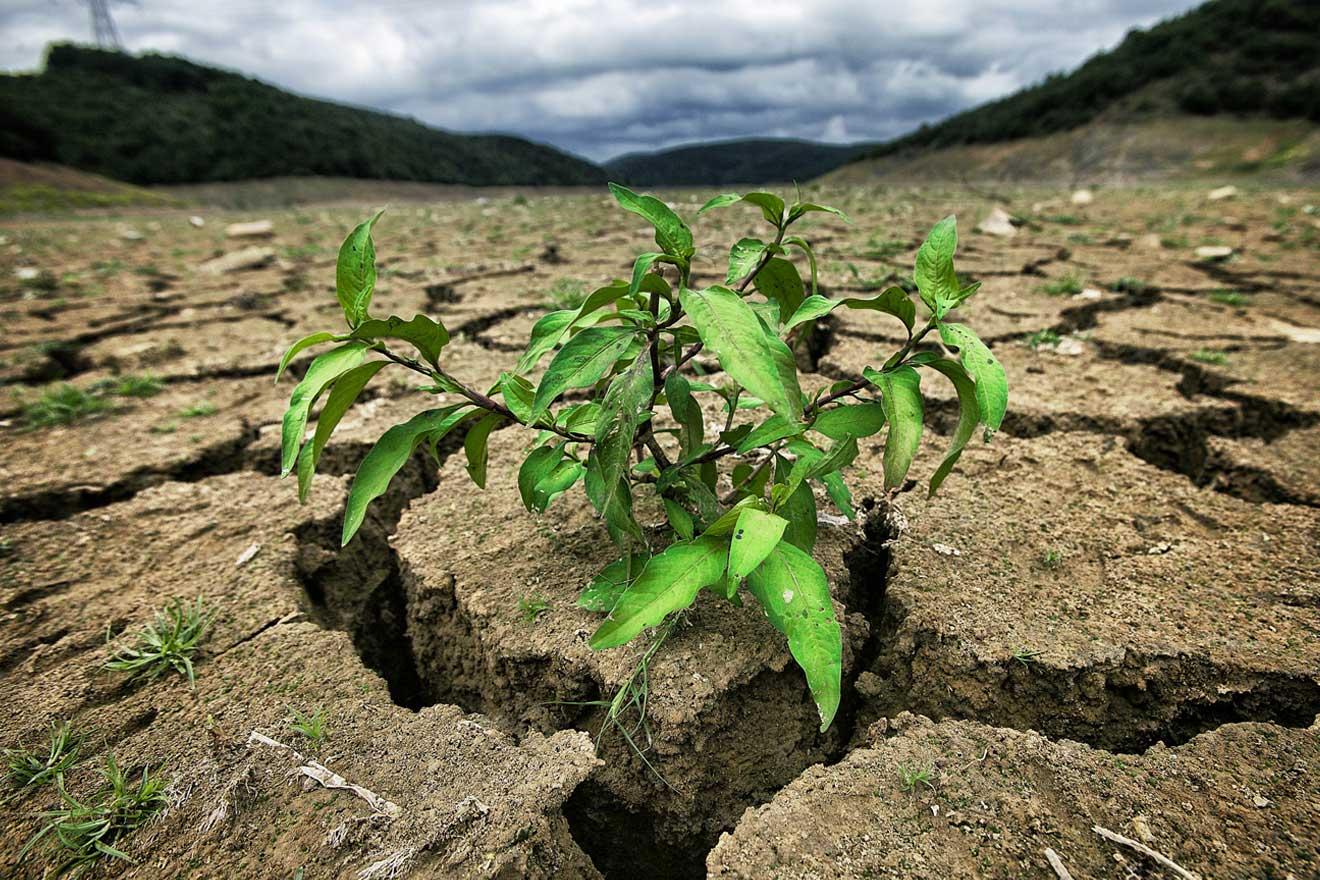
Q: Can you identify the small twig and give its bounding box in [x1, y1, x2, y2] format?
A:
[1093, 824, 1202, 880]
[1044, 848, 1075, 880]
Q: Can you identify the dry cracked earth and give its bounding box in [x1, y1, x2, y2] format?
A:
[0, 182, 1318, 879]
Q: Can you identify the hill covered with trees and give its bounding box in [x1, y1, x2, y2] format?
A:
[605, 139, 866, 186]
[857, 0, 1319, 164]
[0, 44, 605, 187]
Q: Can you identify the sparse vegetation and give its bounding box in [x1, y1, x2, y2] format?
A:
[288, 707, 329, 749]
[4, 721, 83, 789]
[1039, 274, 1084, 297]
[178, 401, 218, 418]
[1190, 348, 1229, 365]
[20, 754, 168, 877]
[23, 384, 112, 429]
[105, 597, 211, 686]
[1209, 289, 1250, 307]
[1027, 329, 1061, 350]
[897, 762, 935, 792]
[545, 278, 588, 311]
[519, 595, 551, 624]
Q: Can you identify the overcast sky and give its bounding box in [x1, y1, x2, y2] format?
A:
[2, 0, 1202, 162]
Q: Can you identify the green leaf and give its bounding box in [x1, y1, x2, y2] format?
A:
[729, 508, 788, 581]
[499, 372, 535, 423]
[534, 456, 583, 511]
[531, 327, 638, 422]
[913, 215, 960, 320]
[745, 541, 841, 731]
[517, 310, 576, 373]
[296, 360, 387, 502]
[629, 253, 674, 298]
[335, 210, 384, 328]
[783, 295, 836, 332]
[863, 365, 924, 490]
[811, 402, 885, 441]
[518, 445, 561, 512]
[280, 342, 370, 477]
[938, 323, 1007, 440]
[726, 238, 768, 285]
[923, 358, 980, 496]
[807, 435, 859, 480]
[664, 372, 704, 457]
[754, 258, 806, 324]
[680, 286, 805, 426]
[842, 287, 916, 334]
[586, 350, 653, 545]
[735, 413, 801, 453]
[349, 314, 449, 367]
[789, 202, 850, 224]
[276, 332, 336, 382]
[775, 456, 817, 552]
[577, 554, 648, 612]
[696, 193, 742, 215]
[342, 405, 473, 545]
[589, 536, 728, 649]
[662, 497, 695, 540]
[783, 236, 819, 297]
[741, 192, 786, 227]
[819, 470, 855, 519]
[463, 413, 503, 489]
[608, 183, 694, 259]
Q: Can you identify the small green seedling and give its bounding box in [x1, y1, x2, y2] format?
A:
[546, 277, 588, 310]
[1039, 548, 1064, 570]
[4, 721, 84, 788]
[105, 597, 211, 686]
[276, 186, 1008, 739]
[288, 707, 328, 749]
[1012, 647, 1044, 666]
[101, 375, 163, 398]
[20, 754, 167, 877]
[178, 401, 218, 418]
[23, 385, 113, 429]
[1189, 348, 1229, 365]
[1038, 273, 1084, 296]
[1209, 289, 1250, 307]
[1026, 329, 1061, 350]
[898, 762, 936, 792]
[519, 595, 550, 624]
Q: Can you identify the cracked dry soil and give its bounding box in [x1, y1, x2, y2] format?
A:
[1, 182, 1318, 879]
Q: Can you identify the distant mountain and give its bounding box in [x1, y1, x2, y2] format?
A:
[854, 0, 1319, 166]
[605, 139, 868, 186]
[0, 44, 605, 187]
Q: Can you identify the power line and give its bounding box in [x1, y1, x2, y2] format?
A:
[85, 0, 124, 51]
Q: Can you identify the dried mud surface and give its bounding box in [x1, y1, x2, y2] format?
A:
[1, 182, 1318, 878]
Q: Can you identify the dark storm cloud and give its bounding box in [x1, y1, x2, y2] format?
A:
[1, 0, 1203, 161]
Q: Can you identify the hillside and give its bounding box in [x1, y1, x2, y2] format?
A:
[605, 139, 866, 186]
[0, 44, 605, 187]
[856, 0, 1319, 166]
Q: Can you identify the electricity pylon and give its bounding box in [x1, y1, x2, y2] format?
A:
[86, 0, 124, 50]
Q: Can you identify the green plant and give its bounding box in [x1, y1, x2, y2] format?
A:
[20, 754, 167, 877]
[4, 721, 84, 788]
[1038, 273, 1084, 297]
[897, 762, 935, 792]
[519, 595, 550, 623]
[105, 597, 211, 686]
[1026, 329, 1061, 350]
[1012, 647, 1043, 666]
[1190, 348, 1229, 365]
[276, 186, 1007, 735]
[1110, 277, 1152, 295]
[288, 707, 328, 749]
[546, 277, 588, 311]
[23, 385, 113, 429]
[103, 375, 164, 398]
[1209, 289, 1250, 307]
[1039, 548, 1063, 569]
[178, 401, 217, 418]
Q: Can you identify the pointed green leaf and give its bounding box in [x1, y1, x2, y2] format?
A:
[499, 372, 535, 423]
[811, 403, 885, 440]
[913, 215, 959, 320]
[863, 365, 924, 490]
[775, 456, 817, 552]
[923, 358, 980, 496]
[729, 508, 788, 581]
[783, 295, 837, 332]
[663, 497, 695, 540]
[680, 285, 805, 426]
[664, 372, 704, 457]
[342, 405, 473, 545]
[517, 310, 576, 373]
[789, 202, 850, 224]
[349, 314, 449, 367]
[608, 183, 694, 259]
[280, 342, 370, 477]
[842, 287, 916, 333]
[531, 327, 637, 422]
[754, 257, 806, 324]
[578, 554, 649, 613]
[819, 471, 855, 519]
[518, 444, 562, 512]
[586, 350, 653, 546]
[746, 541, 841, 731]
[589, 536, 729, 649]
[335, 210, 384, 328]
[726, 238, 768, 285]
[463, 413, 503, 489]
[629, 252, 673, 298]
[938, 322, 1006, 440]
[735, 413, 801, 453]
[697, 193, 743, 215]
[276, 331, 336, 382]
[296, 360, 387, 502]
[740, 192, 786, 227]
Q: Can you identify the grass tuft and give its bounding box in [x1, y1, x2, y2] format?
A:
[105, 598, 211, 686]
[288, 707, 329, 750]
[4, 721, 84, 789]
[23, 385, 113, 430]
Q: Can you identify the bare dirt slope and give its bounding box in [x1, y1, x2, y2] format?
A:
[0, 180, 1317, 879]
